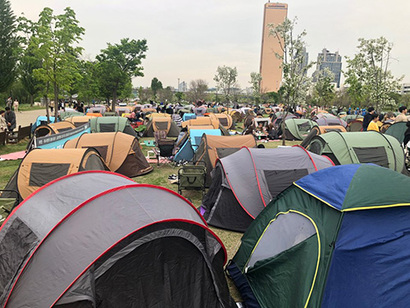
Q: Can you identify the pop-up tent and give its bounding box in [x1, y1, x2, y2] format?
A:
[64, 132, 153, 177]
[0, 171, 235, 308]
[144, 115, 180, 137]
[283, 118, 317, 140]
[34, 121, 76, 137]
[300, 125, 347, 148]
[90, 116, 137, 137]
[227, 164, 410, 308]
[31, 116, 57, 133]
[65, 115, 94, 127]
[193, 134, 257, 186]
[209, 113, 234, 130]
[313, 113, 347, 127]
[174, 129, 222, 162]
[201, 146, 334, 232]
[3, 148, 109, 200]
[306, 131, 405, 173]
[385, 121, 407, 144]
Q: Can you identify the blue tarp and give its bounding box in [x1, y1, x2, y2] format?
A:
[182, 113, 196, 121]
[32, 116, 57, 132]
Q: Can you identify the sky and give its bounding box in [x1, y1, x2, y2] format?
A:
[10, 0, 410, 90]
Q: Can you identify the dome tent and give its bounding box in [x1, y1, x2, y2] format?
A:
[201, 146, 334, 232]
[0, 171, 235, 308]
[64, 132, 153, 177]
[227, 164, 410, 308]
[306, 131, 406, 173]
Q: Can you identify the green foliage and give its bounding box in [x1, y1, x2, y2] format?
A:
[0, 0, 19, 93]
[150, 77, 163, 97]
[268, 18, 314, 108]
[213, 65, 238, 103]
[344, 37, 403, 111]
[138, 86, 153, 103]
[313, 68, 335, 107]
[97, 38, 148, 110]
[157, 86, 174, 104]
[249, 72, 262, 103]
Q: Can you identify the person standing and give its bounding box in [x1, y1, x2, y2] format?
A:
[4, 107, 16, 132]
[6, 97, 12, 109]
[13, 98, 19, 113]
[362, 107, 375, 131]
[0, 110, 7, 132]
[394, 106, 408, 123]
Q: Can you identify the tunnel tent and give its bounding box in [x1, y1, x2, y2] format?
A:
[89, 116, 138, 137]
[201, 146, 334, 232]
[143, 116, 180, 137]
[192, 134, 257, 186]
[3, 148, 109, 201]
[306, 131, 406, 173]
[227, 164, 410, 308]
[209, 113, 234, 130]
[385, 121, 407, 144]
[0, 172, 235, 308]
[283, 118, 317, 140]
[34, 121, 76, 137]
[64, 132, 153, 177]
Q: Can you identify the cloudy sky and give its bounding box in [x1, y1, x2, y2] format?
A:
[10, 0, 410, 90]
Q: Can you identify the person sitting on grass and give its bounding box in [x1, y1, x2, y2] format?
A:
[367, 113, 380, 132]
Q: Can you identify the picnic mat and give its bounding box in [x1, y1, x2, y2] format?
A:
[0, 151, 26, 161]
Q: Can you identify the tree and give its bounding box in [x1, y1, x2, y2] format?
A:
[268, 17, 314, 144]
[344, 37, 403, 111]
[213, 65, 238, 104]
[0, 0, 19, 96]
[96, 38, 148, 111]
[138, 87, 153, 103]
[268, 18, 314, 108]
[313, 68, 335, 108]
[186, 79, 208, 102]
[29, 7, 84, 119]
[74, 60, 100, 103]
[157, 86, 174, 104]
[249, 72, 262, 104]
[150, 77, 163, 98]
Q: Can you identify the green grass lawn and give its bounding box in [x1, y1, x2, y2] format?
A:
[0, 135, 301, 302]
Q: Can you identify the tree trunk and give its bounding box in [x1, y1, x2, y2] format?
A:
[111, 88, 117, 113]
[45, 95, 50, 123]
[29, 94, 34, 107]
[54, 81, 59, 120]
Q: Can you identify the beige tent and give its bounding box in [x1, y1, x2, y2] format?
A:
[65, 116, 94, 127]
[144, 116, 180, 137]
[209, 113, 233, 130]
[182, 117, 220, 129]
[64, 132, 153, 177]
[193, 134, 257, 186]
[34, 121, 76, 137]
[6, 148, 109, 200]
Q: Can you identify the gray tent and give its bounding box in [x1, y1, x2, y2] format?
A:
[0, 171, 234, 308]
[201, 146, 334, 232]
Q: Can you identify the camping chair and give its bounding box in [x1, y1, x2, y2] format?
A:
[178, 162, 206, 197]
[0, 189, 21, 225]
[153, 131, 175, 165]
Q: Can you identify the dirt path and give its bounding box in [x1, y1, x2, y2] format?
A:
[15, 109, 48, 127]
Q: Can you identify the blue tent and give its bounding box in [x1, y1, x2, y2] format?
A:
[174, 129, 221, 162]
[32, 116, 57, 133]
[182, 113, 196, 121]
[228, 164, 410, 307]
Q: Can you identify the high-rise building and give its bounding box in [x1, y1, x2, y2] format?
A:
[259, 2, 288, 93]
[313, 49, 342, 88]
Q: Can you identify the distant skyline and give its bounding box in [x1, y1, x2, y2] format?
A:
[10, 0, 410, 90]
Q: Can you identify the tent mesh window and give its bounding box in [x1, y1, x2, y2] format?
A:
[82, 146, 108, 161]
[307, 140, 324, 155]
[155, 121, 169, 131]
[29, 163, 70, 187]
[246, 212, 316, 269]
[297, 122, 311, 131]
[57, 127, 73, 133]
[219, 118, 228, 126]
[352, 146, 389, 168]
[216, 148, 241, 159]
[99, 123, 116, 132]
[82, 154, 107, 170]
[264, 169, 309, 198]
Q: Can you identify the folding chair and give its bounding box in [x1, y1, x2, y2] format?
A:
[178, 162, 206, 197]
[153, 130, 175, 166]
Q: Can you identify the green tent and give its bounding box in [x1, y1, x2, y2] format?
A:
[89, 116, 137, 137]
[385, 121, 407, 144]
[227, 164, 410, 307]
[284, 119, 317, 140]
[306, 131, 405, 173]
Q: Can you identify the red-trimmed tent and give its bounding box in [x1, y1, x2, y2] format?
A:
[201, 146, 334, 232]
[0, 171, 235, 307]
